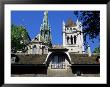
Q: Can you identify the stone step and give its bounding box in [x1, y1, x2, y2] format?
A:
[47, 68, 73, 77]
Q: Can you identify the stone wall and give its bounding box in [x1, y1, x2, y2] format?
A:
[69, 53, 99, 64]
[11, 64, 100, 76]
[11, 53, 99, 64]
[11, 64, 47, 74]
[11, 53, 47, 64]
[11, 53, 100, 76]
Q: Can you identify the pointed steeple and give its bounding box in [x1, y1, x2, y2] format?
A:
[40, 11, 52, 46]
[76, 19, 79, 24]
[63, 20, 65, 26]
[43, 11, 48, 29]
[62, 20, 65, 32]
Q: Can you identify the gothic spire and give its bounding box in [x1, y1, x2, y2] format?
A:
[40, 11, 52, 46]
[43, 11, 48, 30]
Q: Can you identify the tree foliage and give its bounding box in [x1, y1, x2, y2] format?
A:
[11, 24, 31, 53]
[93, 46, 100, 53]
[74, 11, 100, 43]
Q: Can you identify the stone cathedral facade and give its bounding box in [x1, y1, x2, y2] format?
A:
[62, 19, 85, 53]
[27, 11, 52, 54]
[27, 11, 86, 55]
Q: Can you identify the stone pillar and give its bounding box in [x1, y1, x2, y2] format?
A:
[69, 36, 71, 45]
[39, 45, 42, 55]
[63, 32, 66, 46]
[27, 46, 30, 54]
[87, 45, 92, 56]
[63, 21, 66, 46]
[30, 45, 33, 54]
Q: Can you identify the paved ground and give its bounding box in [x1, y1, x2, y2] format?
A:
[11, 74, 100, 77]
[11, 67, 100, 77]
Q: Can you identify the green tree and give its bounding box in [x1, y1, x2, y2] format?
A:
[11, 24, 31, 53]
[74, 11, 100, 43]
[93, 46, 100, 53]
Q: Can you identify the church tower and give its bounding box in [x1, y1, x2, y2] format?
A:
[40, 11, 52, 46]
[62, 18, 85, 53]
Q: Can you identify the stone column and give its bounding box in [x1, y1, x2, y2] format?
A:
[63, 21, 66, 46]
[87, 45, 92, 56]
[63, 32, 66, 46]
[27, 46, 30, 54]
[69, 36, 71, 45]
[31, 45, 33, 54]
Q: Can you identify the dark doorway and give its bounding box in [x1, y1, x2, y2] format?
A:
[46, 52, 71, 69]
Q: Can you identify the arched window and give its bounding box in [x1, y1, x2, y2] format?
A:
[42, 46, 45, 54]
[67, 36, 69, 44]
[70, 28, 72, 31]
[74, 35, 77, 44]
[79, 31, 81, 35]
[71, 35, 73, 44]
[32, 45, 37, 54]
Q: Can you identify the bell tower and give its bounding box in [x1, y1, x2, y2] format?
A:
[62, 18, 85, 53]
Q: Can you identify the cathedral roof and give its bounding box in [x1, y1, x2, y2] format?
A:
[12, 54, 47, 64]
[12, 53, 99, 64]
[31, 34, 47, 43]
[69, 53, 99, 64]
[65, 18, 76, 27]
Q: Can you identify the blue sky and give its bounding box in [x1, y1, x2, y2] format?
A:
[11, 11, 100, 52]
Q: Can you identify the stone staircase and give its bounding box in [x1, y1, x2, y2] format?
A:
[47, 67, 73, 77]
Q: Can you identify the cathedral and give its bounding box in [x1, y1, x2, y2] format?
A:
[27, 11, 86, 55]
[27, 11, 52, 54]
[11, 11, 100, 77]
